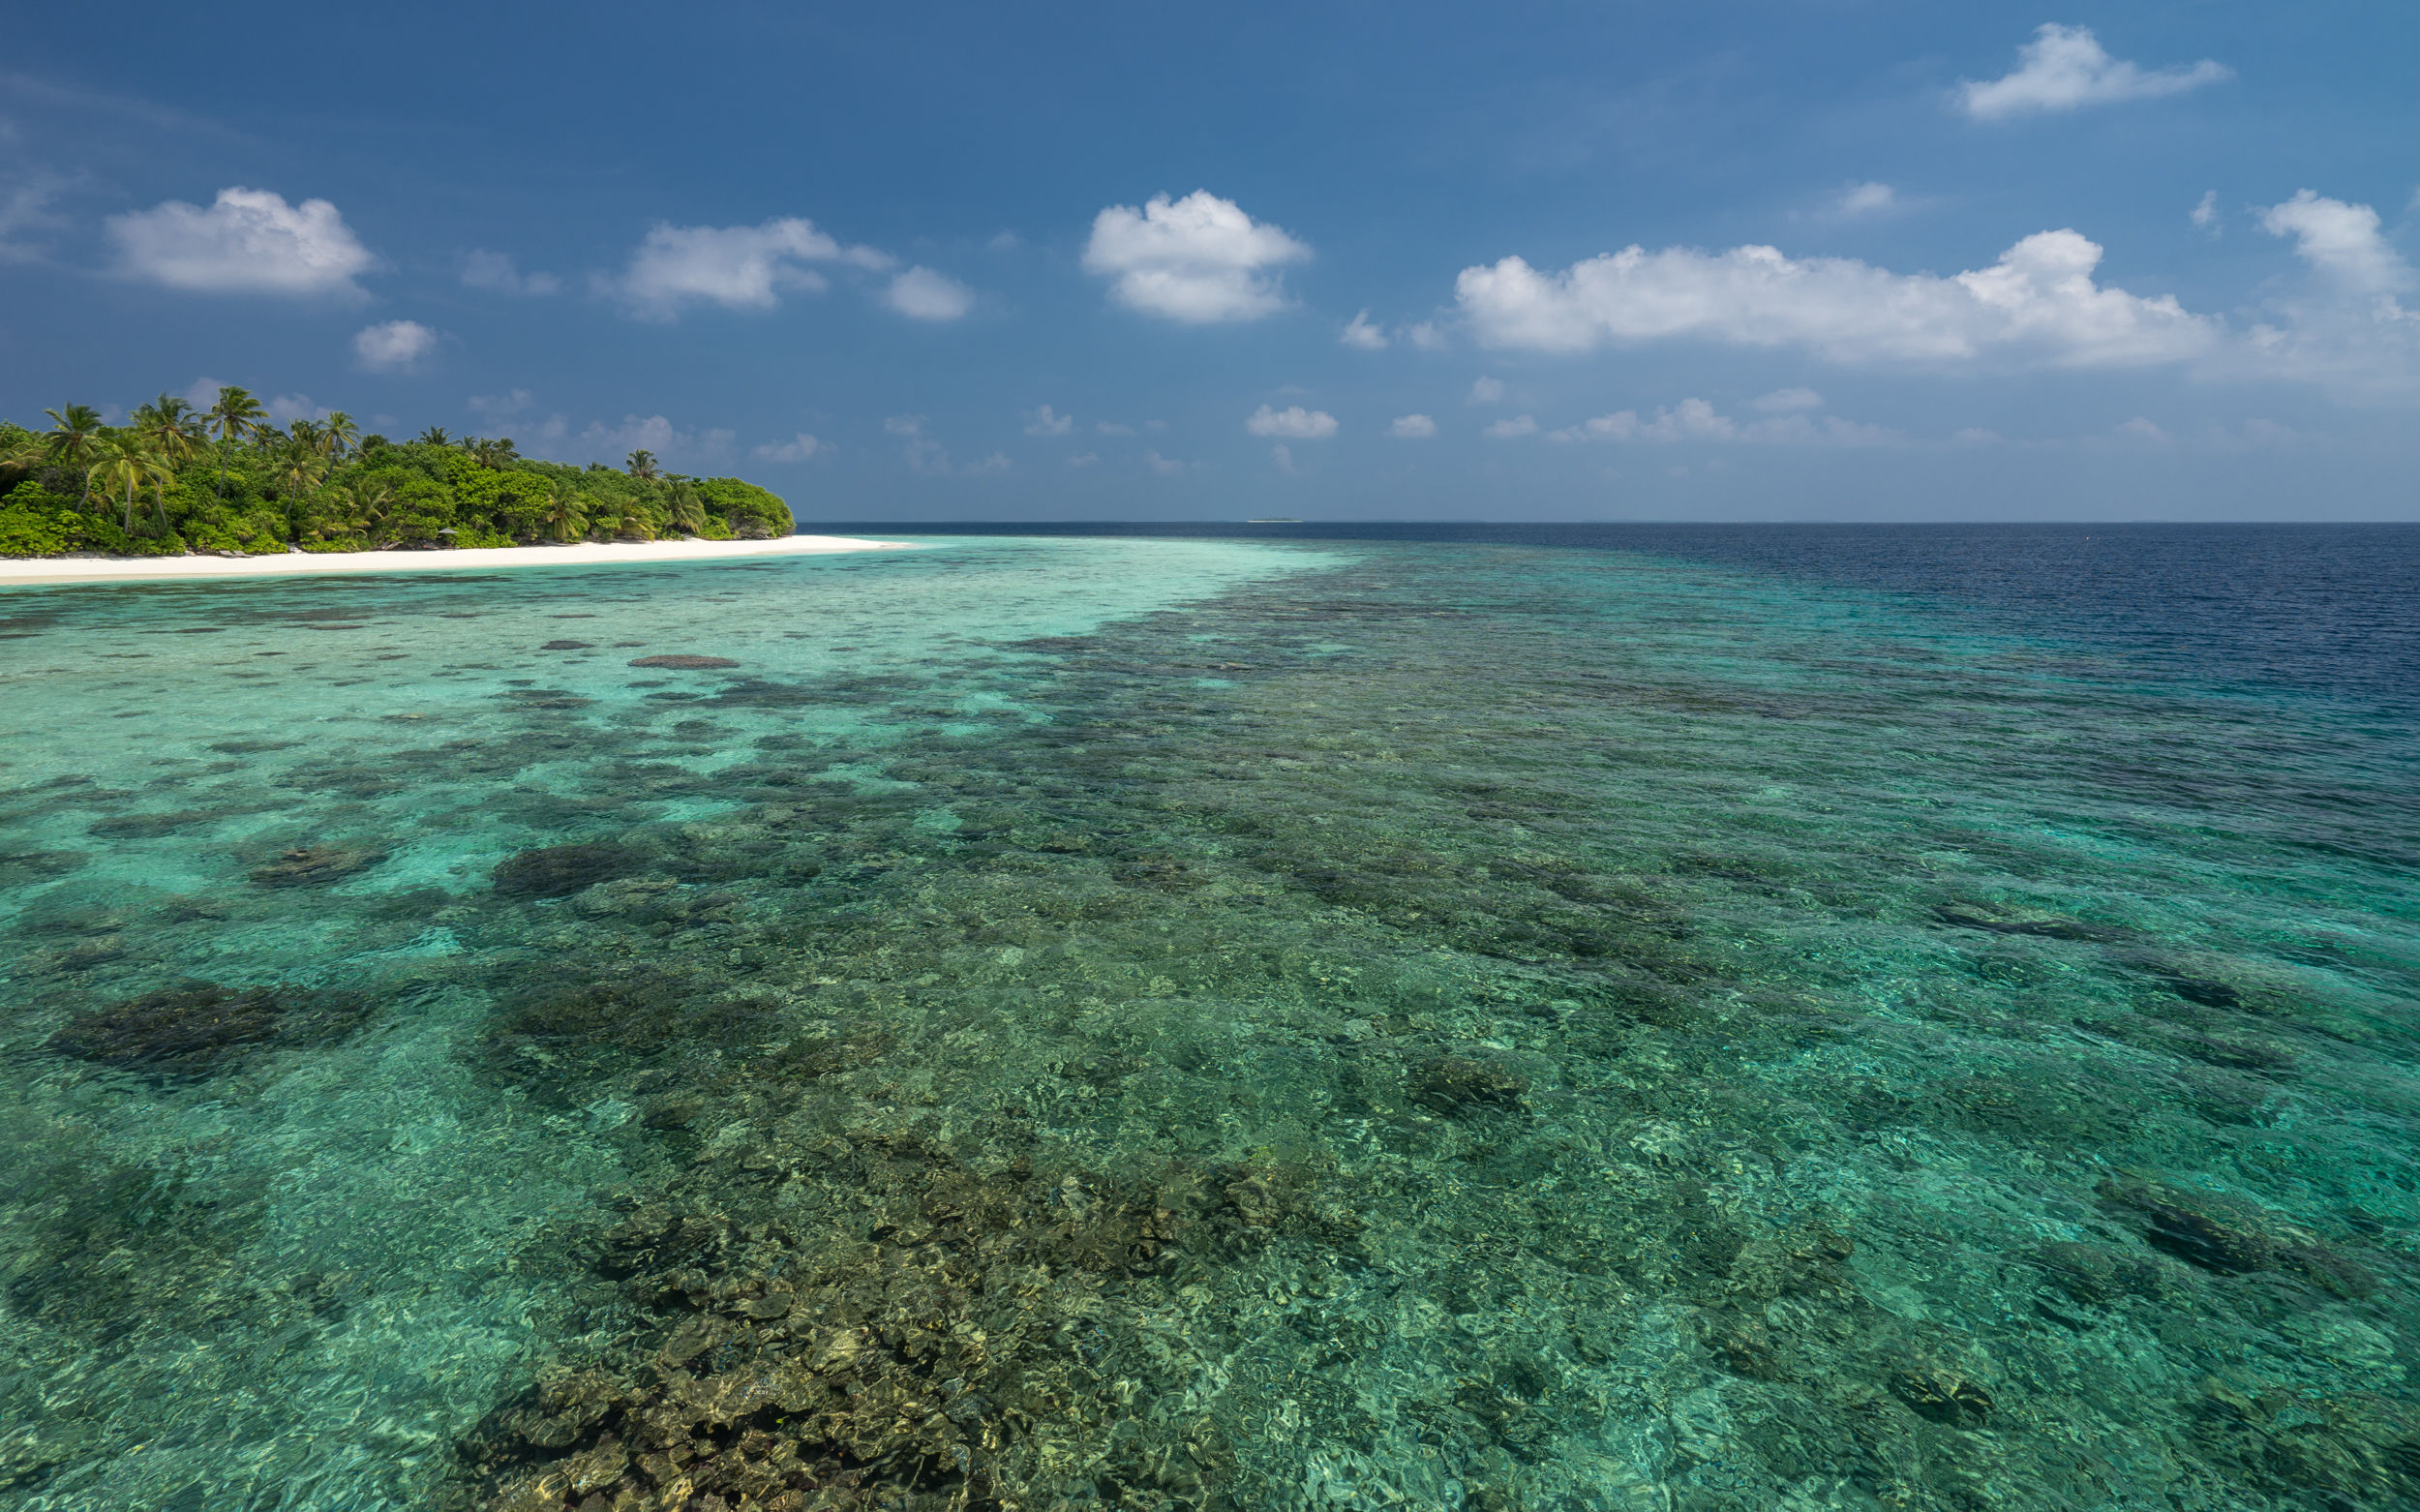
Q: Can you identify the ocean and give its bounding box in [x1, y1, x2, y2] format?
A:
[1, 524, 2414, 1510]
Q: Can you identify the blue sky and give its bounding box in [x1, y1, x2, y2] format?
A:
[3, 1, 2414, 521]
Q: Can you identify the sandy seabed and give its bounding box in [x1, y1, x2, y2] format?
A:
[0, 532, 914, 587]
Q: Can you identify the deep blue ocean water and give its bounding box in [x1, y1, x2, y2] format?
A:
[3, 524, 2414, 1510]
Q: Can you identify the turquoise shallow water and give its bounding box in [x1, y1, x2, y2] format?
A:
[2, 533, 2415, 1511]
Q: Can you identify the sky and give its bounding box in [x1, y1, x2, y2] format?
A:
[3, 1, 2415, 522]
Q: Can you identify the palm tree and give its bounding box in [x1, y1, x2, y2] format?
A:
[204, 386, 268, 499]
[416, 426, 453, 446]
[667, 480, 706, 536]
[135, 395, 205, 471]
[468, 436, 520, 470]
[86, 431, 175, 535]
[263, 439, 328, 545]
[321, 477, 396, 544]
[625, 449, 660, 481]
[43, 405, 106, 506]
[319, 410, 360, 460]
[540, 488, 589, 543]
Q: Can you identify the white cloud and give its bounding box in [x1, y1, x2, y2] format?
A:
[1467, 376, 1507, 403]
[1024, 405, 1074, 437]
[181, 377, 231, 408]
[614, 217, 891, 319]
[886, 414, 1007, 475]
[1066, 452, 1100, 468]
[0, 171, 70, 264]
[2260, 191, 2411, 293]
[265, 393, 330, 424]
[352, 318, 439, 374]
[753, 433, 824, 463]
[1456, 229, 2216, 368]
[462, 249, 560, 296]
[884, 265, 974, 320]
[469, 388, 534, 418]
[1751, 386, 1823, 411]
[107, 187, 377, 296]
[1406, 322, 1446, 349]
[1547, 396, 1903, 448]
[1082, 190, 1310, 323]
[1835, 182, 1897, 217]
[2116, 417, 2169, 442]
[1245, 404, 1338, 439]
[1389, 413, 1437, 438]
[1341, 310, 1388, 349]
[2232, 192, 2420, 396]
[1483, 415, 1538, 438]
[1144, 450, 1186, 475]
[556, 413, 735, 468]
[1958, 24, 2231, 120]
[2191, 191, 2222, 236]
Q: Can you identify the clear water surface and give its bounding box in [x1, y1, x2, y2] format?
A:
[1, 526, 2414, 1512]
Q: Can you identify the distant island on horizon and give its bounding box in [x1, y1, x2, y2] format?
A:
[1, 385, 793, 559]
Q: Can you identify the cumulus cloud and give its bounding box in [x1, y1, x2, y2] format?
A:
[1389, 413, 1437, 438]
[1406, 322, 1446, 349]
[2234, 191, 2420, 396]
[2260, 191, 2412, 293]
[1958, 24, 2231, 120]
[462, 249, 560, 295]
[2192, 191, 2222, 236]
[107, 187, 377, 296]
[1482, 415, 1538, 438]
[1245, 404, 1338, 439]
[884, 265, 974, 320]
[560, 414, 735, 468]
[265, 393, 331, 424]
[1456, 229, 2217, 368]
[1467, 376, 1507, 403]
[352, 318, 439, 374]
[754, 434, 824, 463]
[469, 388, 534, 418]
[0, 172, 71, 264]
[1024, 405, 1074, 437]
[1144, 450, 1186, 475]
[1082, 191, 1310, 323]
[1835, 182, 1898, 218]
[1547, 395, 1903, 448]
[615, 217, 891, 319]
[886, 414, 1007, 475]
[1341, 311, 1388, 349]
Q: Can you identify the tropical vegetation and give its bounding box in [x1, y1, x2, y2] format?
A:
[0, 387, 794, 559]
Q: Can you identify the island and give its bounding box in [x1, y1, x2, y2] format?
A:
[1, 386, 866, 570]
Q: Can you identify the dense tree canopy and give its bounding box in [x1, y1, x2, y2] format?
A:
[0, 386, 795, 559]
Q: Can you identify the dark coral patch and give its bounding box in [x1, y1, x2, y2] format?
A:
[250, 845, 389, 887]
[493, 841, 650, 898]
[539, 640, 592, 650]
[628, 654, 741, 670]
[47, 983, 377, 1076]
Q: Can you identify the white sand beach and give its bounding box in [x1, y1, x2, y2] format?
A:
[0, 532, 915, 587]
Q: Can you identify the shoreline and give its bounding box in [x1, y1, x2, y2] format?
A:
[0, 533, 915, 587]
